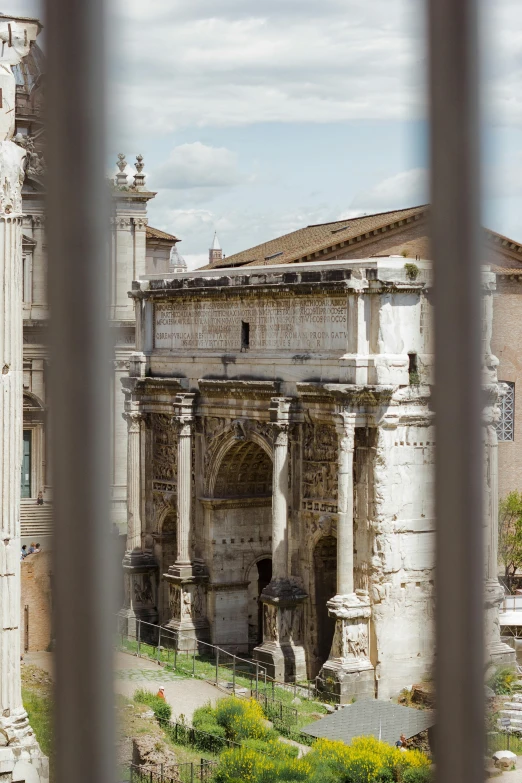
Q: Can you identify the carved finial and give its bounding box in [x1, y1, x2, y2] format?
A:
[115, 153, 128, 187]
[133, 154, 146, 189]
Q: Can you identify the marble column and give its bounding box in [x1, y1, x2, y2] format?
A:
[165, 394, 209, 649]
[254, 397, 307, 682]
[484, 420, 515, 664]
[176, 410, 192, 566]
[121, 409, 158, 635]
[0, 140, 48, 778]
[319, 412, 375, 702]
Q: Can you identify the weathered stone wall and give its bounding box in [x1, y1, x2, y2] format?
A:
[20, 551, 53, 653]
[371, 417, 436, 698]
[492, 276, 522, 501]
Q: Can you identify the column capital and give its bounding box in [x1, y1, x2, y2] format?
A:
[335, 411, 357, 446]
[123, 410, 143, 433]
[174, 392, 196, 437]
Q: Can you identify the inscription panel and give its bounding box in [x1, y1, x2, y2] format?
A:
[155, 297, 348, 352]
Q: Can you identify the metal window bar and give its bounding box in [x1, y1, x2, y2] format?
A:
[46, 2, 114, 783]
[429, 0, 484, 782]
[43, 0, 484, 781]
[496, 382, 515, 442]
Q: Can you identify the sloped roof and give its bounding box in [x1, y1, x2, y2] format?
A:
[301, 700, 435, 747]
[146, 226, 179, 243]
[208, 206, 428, 269]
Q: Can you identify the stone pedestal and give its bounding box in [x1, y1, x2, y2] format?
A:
[120, 550, 159, 641]
[319, 592, 375, 702]
[254, 579, 307, 682]
[164, 564, 210, 651]
[485, 579, 516, 665]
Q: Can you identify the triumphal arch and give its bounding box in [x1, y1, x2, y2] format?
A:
[120, 257, 511, 700]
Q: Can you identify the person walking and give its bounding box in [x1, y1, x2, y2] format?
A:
[20, 545, 27, 560]
[156, 686, 166, 701]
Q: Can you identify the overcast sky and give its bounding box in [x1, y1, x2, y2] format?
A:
[10, 0, 522, 268]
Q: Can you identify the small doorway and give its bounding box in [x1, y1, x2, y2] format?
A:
[21, 430, 32, 498]
[314, 536, 337, 667]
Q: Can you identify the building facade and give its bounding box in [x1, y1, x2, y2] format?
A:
[14, 41, 179, 539]
[120, 257, 510, 700]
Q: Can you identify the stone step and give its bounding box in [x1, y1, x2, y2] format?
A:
[500, 710, 522, 719]
[503, 703, 522, 711]
[512, 694, 522, 703]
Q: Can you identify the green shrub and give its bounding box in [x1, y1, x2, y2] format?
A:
[488, 666, 519, 695]
[402, 767, 433, 783]
[216, 697, 270, 741]
[404, 262, 419, 280]
[133, 688, 172, 724]
[242, 737, 298, 760]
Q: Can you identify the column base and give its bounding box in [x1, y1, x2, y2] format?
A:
[485, 579, 516, 667]
[253, 578, 308, 682]
[0, 745, 49, 783]
[164, 564, 210, 652]
[319, 658, 375, 703]
[319, 592, 375, 703]
[0, 709, 49, 783]
[121, 551, 159, 642]
[254, 640, 307, 683]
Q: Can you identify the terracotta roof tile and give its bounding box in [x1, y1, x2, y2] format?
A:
[208, 206, 428, 269]
[146, 225, 179, 242]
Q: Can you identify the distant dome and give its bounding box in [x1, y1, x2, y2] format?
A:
[12, 42, 45, 93]
[169, 245, 187, 270]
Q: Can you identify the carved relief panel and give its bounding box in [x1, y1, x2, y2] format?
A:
[301, 423, 338, 511]
[152, 414, 178, 487]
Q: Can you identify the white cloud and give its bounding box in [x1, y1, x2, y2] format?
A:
[110, 0, 424, 139]
[344, 168, 428, 216]
[151, 142, 241, 190]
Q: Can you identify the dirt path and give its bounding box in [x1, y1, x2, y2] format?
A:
[24, 650, 224, 723]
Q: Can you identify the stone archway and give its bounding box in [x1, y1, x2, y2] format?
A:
[313, 536, 337, 668]
[213, 439, 272, 498]
[207, 438, 273, 653]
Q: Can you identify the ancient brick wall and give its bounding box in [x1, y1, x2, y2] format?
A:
[20, 550, 52, 653]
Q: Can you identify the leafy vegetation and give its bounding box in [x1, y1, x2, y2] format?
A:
[214, 736, 431, 783]
[487, 665, 520, 696]
[133, 688, 172, 723]
[21, 665, 54, 782]
[404, 262, 419, 281]
[499, 491, 522, 593]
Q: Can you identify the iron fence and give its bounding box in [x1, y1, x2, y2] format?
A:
[127, 759, 217, 783]
[159, 719, 240, 755]
[117, 611, 341, 704]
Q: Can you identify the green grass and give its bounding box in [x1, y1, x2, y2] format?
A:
[118, 637, 328, 729]
[22, 685, 54, 781]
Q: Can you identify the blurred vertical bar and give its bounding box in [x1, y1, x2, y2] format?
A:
[429, 0, 484, 782]
[45, 0, 114, 781]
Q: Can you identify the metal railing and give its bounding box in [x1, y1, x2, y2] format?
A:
[159, 719, 240, 755]
[502, 596, 522, 612]
[127, 759, 217, 783]
[117, 612, 340, 704]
